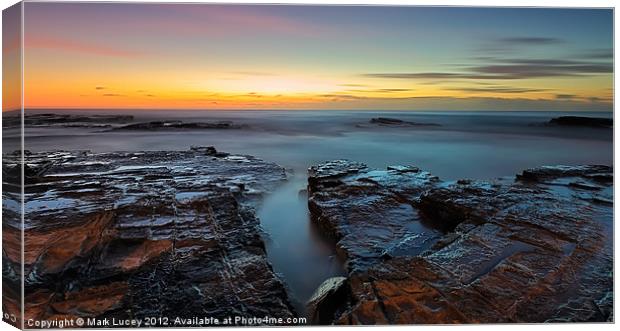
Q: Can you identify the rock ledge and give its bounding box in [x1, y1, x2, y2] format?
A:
[306, 160, 613, 324]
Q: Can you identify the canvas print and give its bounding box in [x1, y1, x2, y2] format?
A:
[1, 2, 614, 328]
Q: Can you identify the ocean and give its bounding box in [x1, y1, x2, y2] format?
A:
[9, 109, 614, 312]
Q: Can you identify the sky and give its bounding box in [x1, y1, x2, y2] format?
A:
[3, 3, 614, 111]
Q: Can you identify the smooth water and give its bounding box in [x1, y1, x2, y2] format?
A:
[13, 110, 614, 313]
[19, 110, 613, 179]
[257, 175, 346, 312]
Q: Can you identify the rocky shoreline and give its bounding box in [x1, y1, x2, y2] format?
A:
[2, 113, 134, 129]
[108, 120, 246, 131]
[2, 147, 614, 326]
[2, 113, 247, 131]
[306, 161, 613, 324]
[2, 147, 296, 327]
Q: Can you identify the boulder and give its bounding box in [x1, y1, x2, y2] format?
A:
[306, 277, 350, 324]
[547, 116, 612, 128]
[369, 117, 440, 127]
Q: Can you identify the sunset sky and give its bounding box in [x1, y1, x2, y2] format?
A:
[4, 3, 614, 111]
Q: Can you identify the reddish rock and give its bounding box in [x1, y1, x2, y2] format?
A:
[2, 148, 296, 327]
[50, 282, 128, 316]
[307, 161, 613, 324]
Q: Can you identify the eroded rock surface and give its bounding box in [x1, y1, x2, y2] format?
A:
[307, 161, 613, 324]
[307, 160, 441, 272]
[2, 147, 296, 326]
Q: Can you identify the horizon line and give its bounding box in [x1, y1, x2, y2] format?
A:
[2, 108, 614, 113]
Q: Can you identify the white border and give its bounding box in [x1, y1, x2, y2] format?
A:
[0, 1, 616, 331]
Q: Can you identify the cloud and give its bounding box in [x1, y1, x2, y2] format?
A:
[374, 88, 414, 92]
[469, 60, 612, 79]
[555, 94, 576, 99]
[138, 4, 334, 39]
[102, 93, 124, 97]
[318, 93, 366, 101]
[589, 97, 604, 102]
[95, 86, 106, 90]
[339, 83, 370, 87]
[346, 88, 415, 93]
[476, 36, 565, 53]
[579, 48, 613, 59]
[363, 58, 612, 81]
[310, 95, 612, 111]
[26, 35, 143, 57]
[444, 86, 548, 94]
[364, 73, 467, 79]
[496, 37, 564, 45]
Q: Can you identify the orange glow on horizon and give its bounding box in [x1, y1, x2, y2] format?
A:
[2, 3, 612, 112]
